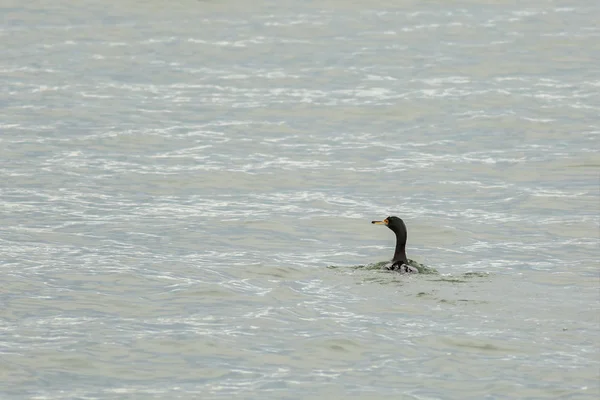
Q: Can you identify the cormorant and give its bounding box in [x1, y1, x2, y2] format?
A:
[372, 216, 418, 273]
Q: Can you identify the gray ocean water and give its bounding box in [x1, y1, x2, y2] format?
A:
[1, 0, 599, 398]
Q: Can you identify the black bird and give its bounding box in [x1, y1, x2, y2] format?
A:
[372, 216, 418, 273]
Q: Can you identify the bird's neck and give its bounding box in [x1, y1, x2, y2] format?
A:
[392, 234, 408, 264]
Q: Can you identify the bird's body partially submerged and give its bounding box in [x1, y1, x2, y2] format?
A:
[372, 216, 419, 273]
[383, 261, 419, 273]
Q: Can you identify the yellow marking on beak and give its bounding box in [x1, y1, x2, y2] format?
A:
[371, 219, 388, 225]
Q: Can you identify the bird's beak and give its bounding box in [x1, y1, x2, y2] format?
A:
[371, 219, 388, 225]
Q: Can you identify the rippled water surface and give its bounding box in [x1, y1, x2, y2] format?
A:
[1, 0, 599, 398]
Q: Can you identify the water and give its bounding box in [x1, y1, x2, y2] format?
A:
[1, 0, 599, 398]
